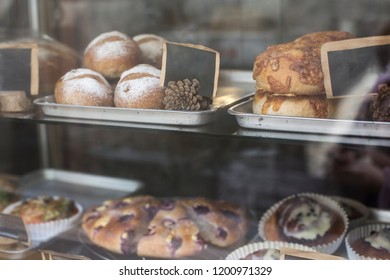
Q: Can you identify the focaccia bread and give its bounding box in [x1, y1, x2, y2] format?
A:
[137, 199, 206, 258]
[253, 31, 354, 96]
[82, 195, 249, 258]
[82, 195, 161, 255]
[183, 197, 249, 248]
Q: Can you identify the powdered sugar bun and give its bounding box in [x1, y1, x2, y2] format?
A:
[134, 34, 165, 69]
[114, 64, 165, 109]
[55, 68, 114, 107]
[83, 31, 141, 79]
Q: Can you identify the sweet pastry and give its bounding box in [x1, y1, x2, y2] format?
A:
[352, 227, 390, 259]
[133, 34, 165, 69]
[54, 68, 114, 106]
[331, 196, 369, 228]
[114, 64, 165, 109]
[82, 195, 161, 255]
[346, 224, 390, 260]
[252, 88, 329, 118]
[183, 197, 249, 248]
[3, 196, 82, 243]
[7, 196, 79, 224]
[137, 199, 206, 258]
[253, 31, 354, 96]
[259, 193, 348, 253]
[83, 31, 141, 79]
[82, 195, 249, 258]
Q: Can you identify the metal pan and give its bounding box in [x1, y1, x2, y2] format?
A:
[34, 95, 218, 126]
[17, 169, 143, 209]
[228, 99, 390, 138]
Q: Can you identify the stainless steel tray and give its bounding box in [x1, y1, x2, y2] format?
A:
[228, 99, 390, 138]
[34, 95, 219, 126]
[17, 169, 143, 209]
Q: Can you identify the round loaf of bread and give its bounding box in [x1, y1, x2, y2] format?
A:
[114, 64, 165, 109]
[83, 31, 141, 79]
[253, 31, 354, 96]
[252, 89, 329, 118]
[54, 68, 114, 106]
[133, 34, 165, 69]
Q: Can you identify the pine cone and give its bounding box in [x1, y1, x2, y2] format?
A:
[163, 79, 212, 111]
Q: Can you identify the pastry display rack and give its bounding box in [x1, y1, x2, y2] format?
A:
[1, 0, 390, 261]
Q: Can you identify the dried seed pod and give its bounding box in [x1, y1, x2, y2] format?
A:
[163, 79, 212, 111]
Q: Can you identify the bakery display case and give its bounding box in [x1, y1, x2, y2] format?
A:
[1, 0, 390, 261]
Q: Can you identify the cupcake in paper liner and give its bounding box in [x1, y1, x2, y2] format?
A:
[258, 193, 349, 254]
[345, 223, 390, 260]
[225, 241, 317, 260]
[3, 196, 82, 243]
[331, 196, 369, 229]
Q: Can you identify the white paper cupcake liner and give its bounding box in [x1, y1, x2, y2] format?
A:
[330, 196, 369, 229]
[225, 241, 316, 260]
[3, 199, 83, 244]
[345, 223, 390, 260]
[258, 193, 349, 255]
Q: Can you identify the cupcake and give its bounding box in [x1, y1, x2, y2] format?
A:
[331, 196, 369, 228]
[225, 241, 316, 260]
[258, 193, 348, 254]
[345, 224, 390, 260]
[3, 196, 82, 243]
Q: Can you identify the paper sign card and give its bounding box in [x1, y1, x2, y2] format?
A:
[279, 247, 345, 260]
[160, 42, 220, 98]
[0, 43, 39, 96]
[321, 36, 390, 98]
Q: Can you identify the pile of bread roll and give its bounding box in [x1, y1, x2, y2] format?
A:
[54, 31, 167, 109]
[252, 31, 354, 118]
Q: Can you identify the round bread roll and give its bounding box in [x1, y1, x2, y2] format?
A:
[83, 31, 141, 79]
[133, 34, 165, 69]
[114, 64, 165, 109]
[253, 31, 354, 96]
[55, 68, 114, 106]
[253, 89, 329, 118]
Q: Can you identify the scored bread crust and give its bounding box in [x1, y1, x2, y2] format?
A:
[83, 31, 141, 79]
[114, 64, 165, 109]
[253, 31, 354, 96]
[54, 68, 114, 106]
[252, 89, 329, 118]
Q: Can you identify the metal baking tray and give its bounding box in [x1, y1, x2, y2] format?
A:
[34, 95, 219, 126]
[228, 99, 390, 138]
[33, 70, 255, 127]
[17, 169, 143, 209]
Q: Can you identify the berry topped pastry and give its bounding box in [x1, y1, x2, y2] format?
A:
[259, 193, 348, 254]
